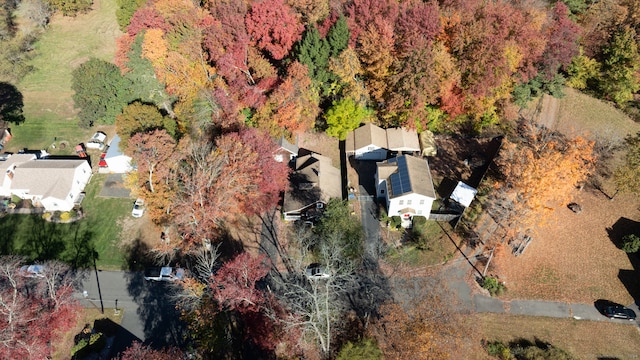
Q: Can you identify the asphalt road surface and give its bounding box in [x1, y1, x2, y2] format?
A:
[77, 270, 186, 356]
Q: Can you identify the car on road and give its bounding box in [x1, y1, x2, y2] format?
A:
[18, 264, 45, 278]
[131, 198, 145, 218]
[86, 131, 107, 150]
[603, 305, 637, 320]
[305, 263, 331, 280]
[144, 267, 185, 282]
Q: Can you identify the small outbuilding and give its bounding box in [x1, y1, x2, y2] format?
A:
[98, 135, 133, 174]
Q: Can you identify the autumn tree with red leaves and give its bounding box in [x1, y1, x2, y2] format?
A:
[246, 0, 304, 60]
[172, 130, 289, 245]
[0, 257, 81, 359]
[255, 61, 320, 138]
[179, 252, 301, 358]
[118, 342, 186, 360]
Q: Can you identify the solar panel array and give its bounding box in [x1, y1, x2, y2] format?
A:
[388, 156, 412, 195]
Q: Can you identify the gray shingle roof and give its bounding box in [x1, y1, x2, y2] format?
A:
[379, 155, 435, 199]
[11, 159, 88, 200]
[283, 153, 342, 213]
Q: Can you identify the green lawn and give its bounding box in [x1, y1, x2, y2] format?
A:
[0, 175, 130, 269]
[10, 0, 122, 152]
[384, 221, 457, 267]
[0, 0, 129, 268]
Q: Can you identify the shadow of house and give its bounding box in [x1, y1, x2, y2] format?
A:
[608, 218, 640, 304]
[94, 318, 141, 359]
[348, 156, 378, 196]
[606, 217, 640, 249]
[282, 153, 342, 221]
[124, 271, 188, 350]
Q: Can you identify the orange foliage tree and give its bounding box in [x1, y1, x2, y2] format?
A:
[491, 120, 596, 235]
[254, 61, 320, 138]
[367, 293, 474, 359]
[127, 129, 180, 224]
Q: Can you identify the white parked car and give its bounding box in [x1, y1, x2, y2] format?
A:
[144, 267, 185, 282]
[305, 263, 331, 280]
[131, 198, 145, 217]
[19, 264, 45, 278]
[86, 131, 107, 150]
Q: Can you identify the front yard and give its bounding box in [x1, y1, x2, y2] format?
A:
[0, 174, 133, 269]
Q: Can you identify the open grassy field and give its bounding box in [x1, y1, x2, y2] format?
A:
[10, 0, 122, 151]
[477, 313, 640, 359]
[0, 174, 130, 269]
[556, 87, 640, 141]
[494, 87, 640, 303]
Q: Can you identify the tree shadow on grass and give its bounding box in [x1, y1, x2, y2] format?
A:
[18, 215, 97, 269]
[0, 214, 19, 255]
[22, 215, 68, 261]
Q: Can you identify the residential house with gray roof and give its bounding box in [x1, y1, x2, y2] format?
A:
[7, 158, 92, 211]
[283, 153, 342, 221]
[346, 123, 420, 160]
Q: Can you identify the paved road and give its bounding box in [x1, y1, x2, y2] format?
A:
[441, 254, 640, 325]
[77, 270, 186, 356]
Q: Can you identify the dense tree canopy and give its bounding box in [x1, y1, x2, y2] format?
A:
[71, 58, 132, 127]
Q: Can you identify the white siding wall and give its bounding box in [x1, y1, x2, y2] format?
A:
[388, 194, 433, 218]
[354, 146, 387, 160]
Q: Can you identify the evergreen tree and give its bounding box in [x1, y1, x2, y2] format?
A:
[599, 26, 640, 105]
[296, 26, 332, 85]
[327, 16, 350, 57]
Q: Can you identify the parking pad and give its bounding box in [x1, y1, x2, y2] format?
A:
[99, 174, 131, 198]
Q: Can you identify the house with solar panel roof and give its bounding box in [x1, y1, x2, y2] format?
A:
[375, 155, 436, 223]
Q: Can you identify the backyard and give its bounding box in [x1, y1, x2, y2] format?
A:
[8, 0, 121, 152]
[476, 313, 640, 359]
[492, 89, 640, 304]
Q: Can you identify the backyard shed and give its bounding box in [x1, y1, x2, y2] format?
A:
[98, 135, 133, 174]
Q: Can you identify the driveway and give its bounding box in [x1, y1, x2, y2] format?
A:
[350, 159, 382, 260]
[99, 174, 131, 198]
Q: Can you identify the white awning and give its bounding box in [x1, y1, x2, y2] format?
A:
[450, 181, 477, 207]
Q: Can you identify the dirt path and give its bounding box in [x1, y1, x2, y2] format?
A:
[537, 94, 559, 130]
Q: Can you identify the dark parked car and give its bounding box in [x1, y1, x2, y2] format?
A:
[603, 305, 637, 320]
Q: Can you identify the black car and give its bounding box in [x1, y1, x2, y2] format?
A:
[603, 305, 637, 320]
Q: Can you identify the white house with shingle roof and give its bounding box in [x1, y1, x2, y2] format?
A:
[345, 123, 389, 160]
[375, 155, 436, 220]
[0, 153, 37, 197]
[10, 159, 92, 211]
[283, 153, 342, 221]
[346, 123, 420, 160]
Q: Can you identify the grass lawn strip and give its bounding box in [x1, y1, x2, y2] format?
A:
[477, 313, 640, 359]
